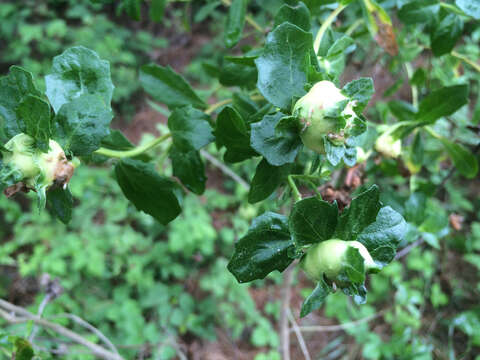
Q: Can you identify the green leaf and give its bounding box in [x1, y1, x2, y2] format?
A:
[45, 46, 114, 113]
[340, 247, 365, 284]
[289, 197, 338, 247]
[456, 0, 480, 19]
[101, 129, 134, 150]
[16, 95, 51, 152]
[215, 106, 257, 163]
[227, 212, 294, 283]
[248, 158, 291, 203]
[334, 185, 381, 241]
[53, 94, 113, 156]
[150, 0, 166, 22]
[14, 338, 35, 360]
[46, 187, 73, 224]
[398, 0, 440, 25]
[342, 78, 375, 113]
[232, 93, 259, 120]
[0, 66, 41, 138]
[115, 159, 182, 225]
[170, 146, 206, 195]
[195, 1, 221, 23]
[274, 2, 311, 31]
[319, 36, 354, 80]
[388, 100, 417, 121]
[415, 84, 469, 124]
[219, 60, 257, 88]
[357, 206, 407, 267]
[255, 22, 313, 109]
[409, 131, 424, 168]
[123, 0, 141, 20]
[324, 136, 358, 167]
[430, 11, 463, 57]
[300, 279, 332, 317]
[168, 106, 214, 152]
[224, 0, 248, 48]
[250, 113, 302, 166]
[140, 64, 206, 110]
[438, 136, 479, 178]
[342, 283, 367, 304]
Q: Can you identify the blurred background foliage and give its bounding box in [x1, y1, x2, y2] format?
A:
[1, 0, 480, 359]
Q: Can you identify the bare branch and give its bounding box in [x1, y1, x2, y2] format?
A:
[0, 299, 124, 360]
[49, 313, 120, 356]
[200, 149, 250, 190]
[286, 308, 311, 360]
[280, 265, 295, 360]
[395, 238, 425, 260]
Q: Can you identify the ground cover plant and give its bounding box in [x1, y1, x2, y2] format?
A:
[0, 0, 479, 359]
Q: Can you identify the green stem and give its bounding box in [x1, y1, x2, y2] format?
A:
[345, 19, 364, 36]
[451, 50, 480, 73]
[404, 62, 418, 108]
[424, 126, 441, 139]
[439, 2, 469, 17]
[205, 94, 264, 115]
[287, 175, 302, 202]
[314, 4, 348, 54]
[205, 99, 233, 115]
[97, 94, 265, 159]
[94, 133, 172, 159]
[290, 174, 323, 182]
[220, 0, 264, 33]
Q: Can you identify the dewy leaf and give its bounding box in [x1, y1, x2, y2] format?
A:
[397, 0, 440, 25]
[224, 0, 247, 48]
[250, 113, 303, 166]
[0, 66, 41, 139]
[456, 0, 480, 19]
[438, 136, 479, 179]
[415, 84, 469, 124]
[430, 11, 463, 57]
[289, 197, 338, 247]
[227, 212, 294, 283]
[168, 106, 214, 152]
[46, 187, 73, 224]
[274, 2, 311, 31]
[248, 158, 291, 204]
[45, 46, 114, 113]
[334, 185, 381, 241]
[170, 146, 206, 195]
[53, 93, 113, 156]
[115, 159, 182, 225]
[16, 95, 51, 152]
[140, 64, 206, 110]
[357, 206, 407, 267]
[300, 279, 332, 318]
[215, 106, 257, 163]
[342, 78, 375, 113]
[255, 22, 313, 109]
